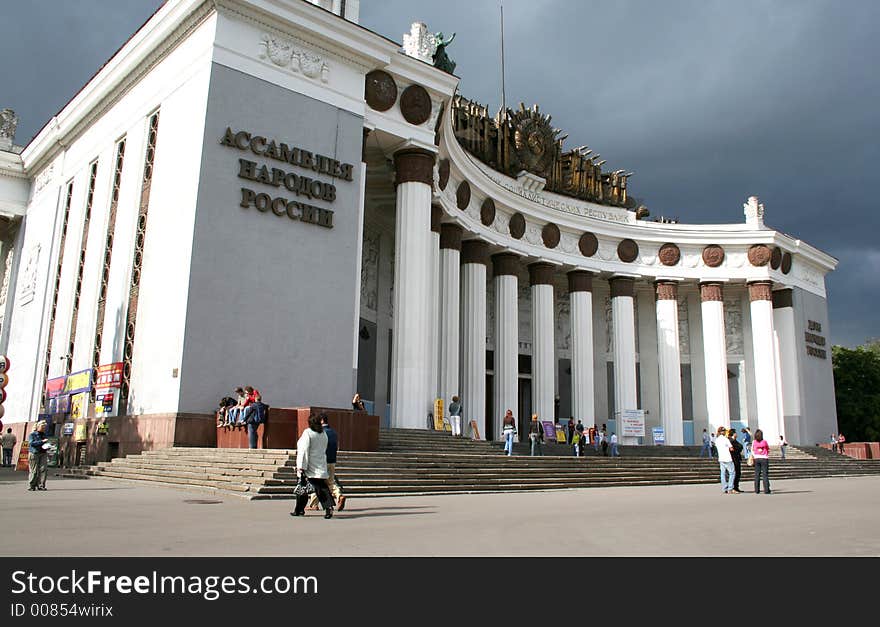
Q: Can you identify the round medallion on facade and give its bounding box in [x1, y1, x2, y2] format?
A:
[702, 244, 725, 267]
[658, 243, 681, 266]
[399, 84, 432, 125]
[509, 213, 526, 239]
[617, 239, 639, 263]
[480, 197, 496, 226]
[748, 244, 771, 267]
[456, 180, 471, 210]
[364, 70, 397, 112]
[541, 223, 560, 249]
[770, 246, 782, 269]
[438, 159, 450, 190]
[578, 232, 598, 257]
[781, 251, 793, 274]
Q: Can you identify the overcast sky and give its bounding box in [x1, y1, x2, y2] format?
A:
[1, 0, 877, 346]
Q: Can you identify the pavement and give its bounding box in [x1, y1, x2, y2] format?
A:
[1, 468, 879, 557]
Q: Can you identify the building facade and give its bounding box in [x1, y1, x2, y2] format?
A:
[0, 0, 837, 449]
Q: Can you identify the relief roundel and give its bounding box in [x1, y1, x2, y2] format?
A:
[399, 84, 432, 125]
[456, 181, 471, 210]
[748, 244, 771, 267]
[770, 246, 783, 269]
[781, 252, 793, 274]
[364, 70, 397, 112]
[579, 232, 598, 257]
[617, 239, 639, 263]
[702, 244, 725, 267]
[658, 243, 680, 266]
[438, 159, 450, 191]
[509, 213, 526, 239]
[480, 197, 496, 226]
[542, 223, 560, 249]
[511, 107, 558, 177]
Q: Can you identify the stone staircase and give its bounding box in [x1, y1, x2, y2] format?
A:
[59, 428, 880, 499]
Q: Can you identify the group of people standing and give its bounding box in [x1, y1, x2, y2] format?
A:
[714, 425, 771, 495]
[830, 433, 846, 454]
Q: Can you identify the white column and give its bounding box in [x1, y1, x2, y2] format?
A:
[492, 253, 520, 439]
[529, 263, 555, 424]
[460, 240, 488, 439]
[427, 206, 441, 411]
[700, 282, 730, 430]
[655, 281, 684, 445]
[568, 271, 594, 427]
[773, 289, 801, 443]
[390, 149, 434, 429]
[749, 281, 781, 442]
[438, 224, 462, 413]
[611, 276, 638, 445]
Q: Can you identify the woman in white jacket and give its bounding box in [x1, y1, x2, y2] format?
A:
[291, 413, 335, 519]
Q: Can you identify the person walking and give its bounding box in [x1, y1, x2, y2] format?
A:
[291, 414, 335, 519]
[307, 414, 345, 511]
[741, 427, 753, 461]
[829, 433, 837, 452]
[715, 426, 736, 494]
[837, 433, 846, 455]
[448, 395, 463, 438]
[729, 430, 744, 493]
[528, 414, 544, 456]
[27, 421, 50, 491]
[752, 429, 771, 494]
[593, 426, 600, 452]
[610, 432, 620, 457]
[778, 435, 788, 461]
[501, 409, 517, 456]
[600, 430, 608, 456]
[1, 427, 16, 467]
[699, 428, 712, 458]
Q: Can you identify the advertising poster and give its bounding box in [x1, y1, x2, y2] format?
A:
[15, 441, 29, 471]
[62, 422, 75, 436]
[621, 409, 646, 438]
[554, 424, 567, 443]
[70, 392, 89, 421]
[433, 398, 444, 431]
[652, 427, 665, 445]
[63, 369, 92, 395]
[541, 421, 556, 441]
[95, 362, 123, 417]
[45, 376, 66, 398]
[74, 422, 88, 442]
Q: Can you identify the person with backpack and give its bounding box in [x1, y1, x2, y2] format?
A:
[307, 414, 345, 511]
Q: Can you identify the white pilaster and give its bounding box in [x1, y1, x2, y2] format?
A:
[749, 282, 781, 442]
[427, 213, 440, 411]
[655, 281, 684, 445]
[530, 263, 555, 424]
[773, 289, 802, 443]
[611, 277, 638, 445]
[493, 254, 519, 439]
[390, 149, 434, 429]
[460, 241, 488, 439]
[700, 282, 730, 430]
[568, 271, 594, 426]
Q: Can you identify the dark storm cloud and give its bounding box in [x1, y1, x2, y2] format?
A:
[1, 1, 876, 345]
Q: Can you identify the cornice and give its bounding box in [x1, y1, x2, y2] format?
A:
[22, 0, 215, 174]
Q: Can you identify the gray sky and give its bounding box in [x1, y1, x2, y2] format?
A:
[1, 0, 877, 346]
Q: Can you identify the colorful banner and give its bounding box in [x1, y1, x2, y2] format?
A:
[63, 369, 92, 395]
[621, 409, 646, 438]
[15, 441, 29, 471]
[541, 421, 556, 440]
[46, 376, 66, 399]
[70, 392, 89, 421]
[433, 398, 444, 431]
[95, 362, 123, 391]
[554, 424, 567, 443]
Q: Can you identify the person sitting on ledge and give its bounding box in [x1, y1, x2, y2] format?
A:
[239, 385, 262, 427]
[225, 387, 247, 426]
[352, 393, 365, 411]
[216, 392, 239, 427]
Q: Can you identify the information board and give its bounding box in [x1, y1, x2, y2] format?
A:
[652, 426, 665, 445]
[541, 421, 556, 441]
[621, 409, 646, 438]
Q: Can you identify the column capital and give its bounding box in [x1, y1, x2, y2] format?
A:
[528, 262, 555, 286]
[567, 270, 593, 293]
[431, 204, 442, 233]
[772, 288, 793, 309]
[748, 280, 773, 302]
[461, 239, 489, 265]
[609, 276, 635, 298]
[654, 280, 678, 300]
[439, 223, 463, 250]
[699, 281, 724, 302]
[492, 252, 520, 277]
[393, 148, 435, 186]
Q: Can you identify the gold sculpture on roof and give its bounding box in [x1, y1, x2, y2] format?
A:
[450, 96, 638, 210]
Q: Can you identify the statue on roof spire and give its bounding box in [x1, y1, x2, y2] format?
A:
[432, 32, 456, 74]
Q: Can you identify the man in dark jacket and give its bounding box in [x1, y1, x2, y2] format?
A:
[307, 414, 345, 511]
[27, 421, 50, 491]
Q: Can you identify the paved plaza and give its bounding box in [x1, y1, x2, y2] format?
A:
[1, 469, 878, 557]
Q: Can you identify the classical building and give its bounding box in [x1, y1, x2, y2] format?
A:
[0, 0, 837, 450]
